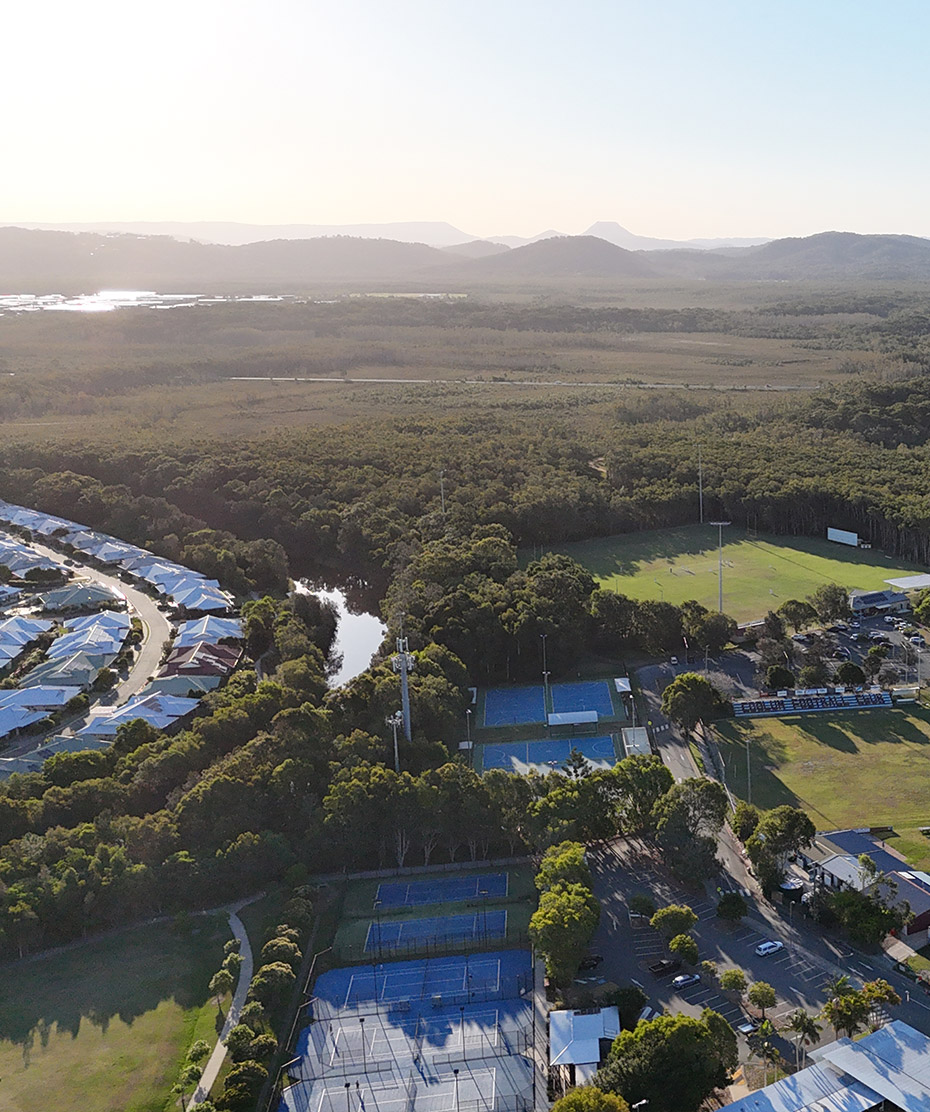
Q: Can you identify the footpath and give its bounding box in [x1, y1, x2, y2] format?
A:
[191, 895, 262, 1107]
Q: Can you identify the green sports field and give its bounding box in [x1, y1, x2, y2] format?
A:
[0, 915, 229, 1112]
[713, 708, 930, 869]
[548, 525, 923, 622]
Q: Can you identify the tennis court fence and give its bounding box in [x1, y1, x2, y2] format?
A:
[336, 928, 530, 964]
[294, 1027, 533, 1080]
[301, 1086, 533, 1112]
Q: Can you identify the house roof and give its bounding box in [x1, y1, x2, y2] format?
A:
[890, 871, 930, 918]
[819, 1021, 930, 1112]
[40, 583, 125, 611]
[549, 1007, 619, 1067]
[65, 610, 131, 634]
[807, 830, 907, 883]
[77, 693, 200, 737]
[0, 686, 80, 710]
[724, 1022, 930, 1112]
[161, 641, 240, 677]
[143, 675, 221, 697]
[174, 616, 243, 647]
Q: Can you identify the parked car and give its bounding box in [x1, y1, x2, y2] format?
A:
[671, 973, 701, 989]
[910, 635, 925, 645]
[669, 656, 679, 665]
[579, 954, 604, 971]
[833, 647, 851, 659]
[737, 1018, 761, 1035]
[884, 615, 898, 624]
[754, 940, 784, 956]
[850, 619, 861, 629]
[791, 633, 810, 643]
[648, 959, 681, 977]
[869, 632, 889, 643]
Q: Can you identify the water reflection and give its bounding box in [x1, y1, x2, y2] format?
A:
[297, 581, 386, 687]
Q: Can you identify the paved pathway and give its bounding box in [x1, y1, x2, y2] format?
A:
[191, 894, 263, 1106]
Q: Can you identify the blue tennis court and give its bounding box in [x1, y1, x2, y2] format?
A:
[376, 872, 508, 909]
[365, 911, 507, 953]
[480, 735, 616, 774]
[483, 685, 545, 726]
[551, 680, 615, 717]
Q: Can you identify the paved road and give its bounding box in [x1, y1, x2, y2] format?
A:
[587, 837, 930, 1063]
[229, 376, 810, 393]
[3, 540, 171, 755]
[626, 658, 930, 1052]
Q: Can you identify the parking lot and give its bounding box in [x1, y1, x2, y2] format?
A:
[586, 840, 890, 1056]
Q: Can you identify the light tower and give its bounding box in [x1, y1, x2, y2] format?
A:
[391, 636, 415, 743]
[709, 520, 731, 612]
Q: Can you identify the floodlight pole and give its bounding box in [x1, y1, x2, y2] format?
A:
[698, 443, 704, 524]
[709, 521, 731, 613]
[386, 711, 403, 772]
[465, 708, 472, 744]
[745, 734, 752, 806]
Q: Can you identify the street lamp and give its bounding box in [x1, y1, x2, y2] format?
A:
[709, 521, 731, 613]
[541, 634, 549, 707]
[465, 708, 472, 745]
[359, 1018, 366, 1068]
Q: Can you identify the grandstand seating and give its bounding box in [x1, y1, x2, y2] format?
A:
[733, 691, 892, 718]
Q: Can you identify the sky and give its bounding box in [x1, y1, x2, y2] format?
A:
[5, 0, 930, 240]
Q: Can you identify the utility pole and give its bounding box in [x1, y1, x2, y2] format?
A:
[709, 521, 731, 612]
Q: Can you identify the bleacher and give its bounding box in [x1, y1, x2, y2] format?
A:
[734, 690, 892, 718]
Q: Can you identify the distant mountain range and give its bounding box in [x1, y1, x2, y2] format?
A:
[9, 218, 762, 252]
[4, 227, 930, 290]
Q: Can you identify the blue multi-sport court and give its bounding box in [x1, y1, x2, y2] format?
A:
[365, 911, 507, 953]
[279, 952, 535, 1112]
[550, 680, 614, 717]
[483, 685, 545, 726]
[480, 735, 617, 774]
[376, 872, 508, 909]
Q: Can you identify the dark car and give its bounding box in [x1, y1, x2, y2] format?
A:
[648, 959, 681, 977]
[579, 954, 604, 971]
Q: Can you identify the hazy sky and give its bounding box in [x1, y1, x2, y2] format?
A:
[6, 0, 930, 239]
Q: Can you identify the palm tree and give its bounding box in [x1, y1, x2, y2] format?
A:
[749, 1020, 780, 1086]
[783, 1008, 822, 1070]
[824, 973, 853, 999]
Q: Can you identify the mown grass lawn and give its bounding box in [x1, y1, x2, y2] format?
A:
[0, 914, 229, 1112]
[545, 525, 920, 622]
[713, 708, 930, 868]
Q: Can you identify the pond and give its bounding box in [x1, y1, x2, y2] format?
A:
[298, 582, 386, 687]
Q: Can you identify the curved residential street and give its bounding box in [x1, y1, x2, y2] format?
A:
[3, 538, 172, 755]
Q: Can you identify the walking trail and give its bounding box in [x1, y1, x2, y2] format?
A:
[191, 894, 263, 1106]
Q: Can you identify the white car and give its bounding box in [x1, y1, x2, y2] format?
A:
[755, 940, 784, 956]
